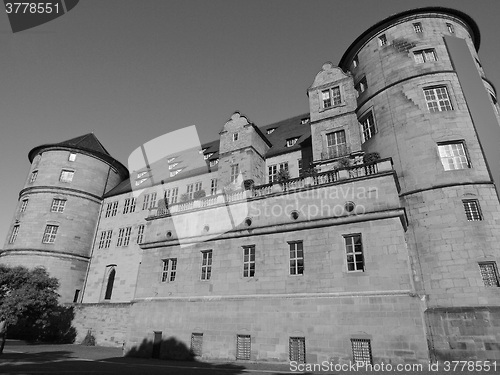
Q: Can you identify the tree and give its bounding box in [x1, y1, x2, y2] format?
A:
[0, 265, 75, 344]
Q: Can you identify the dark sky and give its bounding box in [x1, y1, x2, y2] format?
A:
[1, 0, 500, 242]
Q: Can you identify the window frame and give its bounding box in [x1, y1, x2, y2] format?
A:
[201, 250, 212, 281]
[137, 224, 145, 244]
[344, 234, 364, 272]
[20, 199, 29, 213]
[446, 23, 454, 34]
[42, 224, 59, 244]
[268, 162, 288, 183]
[413, 22, 423, 33]
[289, 241, 304, 276]
[321, 86, 342, 109]
[161, 258, 178, 282]
[210, 178, 218, 195]
[478, 262, 500, 287]
[230, 164, 239, 183]
[242, 245, 255, 278]
[413, 49, 437, 64]
[9, 225, 20, 244]
[437, 141, 471, 171]
[351, 338, 373, 365]
[424, 86, 453, 112]
[463, 199, 482, 221]
[236, 334, 251, 360]
[29, 170, 38, 183]
[378, 34, 387, 46]
[233, 132, 239, 141]
[360, 110, 376, 143]
[191, 333, 203, 357]
[289, 337, 306, 363]
[68, 153, 77, 162]
[59, 169, 74, 183]
[50, 198, 66, 213]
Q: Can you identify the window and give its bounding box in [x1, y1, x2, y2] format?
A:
[438, 142, 470, 170]
[289, 241, 304, 275]
[73, 289, 80, 303]
[289, 337, 306, 363]
[424, 86, 452, 112]
[463, 200, 482, 221]
[413, 22, 423, 33]
[186, 184, 194, 200]
[168, 162, 179, 170]
[300, 117, 310, 124]
[137, 225, 145, 244]
[351, 338, 373, 364]
[353, 55, 359, 68]
[161, 258, 177, 282]
[203, 153, 213, 160]
[171, 187, 179, 204]
[236, 335, 251, 360]
[479, 262, 500, 287]
[201, 250, 212, 280]
[266, 128, 276, 135]
[210, 179, 218, 195]
[230, 164, 239, 183]
[233, 133, 239, 141]
[104, 268, 115, 300]
[209, 159, 219, 167]
[20, 199, 28, 213]
[286, 138, 299, 147]
[51, 198, 66, 213]
[42, 225, 58, 243]
[29, 170, 38, 183]
[298, 159, 303, 176]
[413, 49, 437, 64]
[167, 157, 176, 163]
[123, 227, 132, 246]
[116, 227, 132, 247]
[191, 333, 203, 357]
[68, 153, 77, 162]
[59, 170, 74, 183]
[360, 111, 376, 143]
[117, 228, 125, 247]
[142, 193, 157, 210]
[326, 130, 347, 159]
[123, 198, 132, 214]
[345, 234, 364, 272]
[268, 162, 288, 183]
[355, 76, 368, 95]
[378, 34, 387, 46]
[321, 86, 341, 108]
[446, 23, 454, 33]
[99, 230, 113, 249]
[243, 246, 255, 278]
[111, 201, 118, 216]
[9, 225, 19, 244]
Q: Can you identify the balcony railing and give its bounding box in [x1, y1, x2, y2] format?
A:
[147, 158, 393, 219]
[321, 145, 350, 160]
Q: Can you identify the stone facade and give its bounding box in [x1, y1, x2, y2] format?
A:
[5, 7, 500, 365]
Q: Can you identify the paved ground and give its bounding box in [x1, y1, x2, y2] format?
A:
[0, 340, 499, 374]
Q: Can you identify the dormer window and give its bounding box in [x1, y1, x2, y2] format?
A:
[286, 138, 299, 147]
[137, 171, 147, 178]
[204, 153, 214, 160]
[168, 162, 179, 170]
[209, 159, 219, 167]
[300, 117, 310, 125]
[322, 86, 341, 109]
[135, 178, 147, 186]
[170, 169, 183, 177]
[378, 34, 387, 46]
[167, 157, 177, 163]
[233, 133, 239, 141]
[198, 149, 207, 154]
[267, 128, 276, 134]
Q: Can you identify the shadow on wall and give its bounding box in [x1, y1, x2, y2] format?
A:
[8, 305, 76, 343]
[126, 337, 196, 361]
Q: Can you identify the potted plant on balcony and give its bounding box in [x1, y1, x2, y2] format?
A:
[363, 152, 380, 164]
[302, 164, 318, 186]
[193, 189, 206, 200]
[180, 193, 189, 203]
[275, 169, 290, 192]
[243, 179, 255, 191]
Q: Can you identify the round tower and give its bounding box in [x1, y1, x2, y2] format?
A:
[1, 134, 128, 302]
[339, 7, 500, 358]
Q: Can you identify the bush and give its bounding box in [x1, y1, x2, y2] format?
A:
[193, 189, 206, 199]
[363, 152, 380, 163]
[81, 329, 96, 346]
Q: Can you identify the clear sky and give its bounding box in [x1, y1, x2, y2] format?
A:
[1, 0, 500, 243]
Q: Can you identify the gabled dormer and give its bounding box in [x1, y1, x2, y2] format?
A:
[307, 62, 363, 168]
[218, 112, 272, 187]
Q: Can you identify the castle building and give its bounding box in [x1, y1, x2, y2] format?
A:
[3, 7, 500, 364]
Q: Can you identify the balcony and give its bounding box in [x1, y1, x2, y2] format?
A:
[147, 158, 394, 219]
[321, 145, 350, 160]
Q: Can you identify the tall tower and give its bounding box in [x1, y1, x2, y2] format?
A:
[339, 7, 500, 359]
[1, 134, 128, 302]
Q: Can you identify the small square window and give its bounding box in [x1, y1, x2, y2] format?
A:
[266, 128, 276, 134]
[479, 262, 500, 287]
[424, 86, 452, 112]
[59, 170, 74, 183]
[446, 23, 454, 34]
[203, 153, 213, 160]
[463, 200, 482, 221]
[233, 133, 239, 141]
[42, 225, 58, 243]
[351, 338, 373, 365]
[170, 169, 183, 177]
[209, 159, 219, 167]
[413, 22, 423, 33]
[69, 153, 77, 162]
[378, 34, 387, 46]
[437, 142, 470, 170]
[51, 198, 66, 213]
[191, 333, 203, 357]
[286, 138, 299, 147]
[236, 334, 251, 360]
[289, 337, 306, 363]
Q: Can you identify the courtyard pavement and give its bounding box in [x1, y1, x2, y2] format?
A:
[0, 340, 499, 375]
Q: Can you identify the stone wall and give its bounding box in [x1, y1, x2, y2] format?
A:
[426, 306, 500, 361]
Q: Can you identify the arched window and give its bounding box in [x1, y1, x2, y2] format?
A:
[104, 268, 115, 300]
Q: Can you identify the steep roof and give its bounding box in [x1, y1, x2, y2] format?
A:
[28, 133, 129, 179]
[103, 114, 311, 198]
